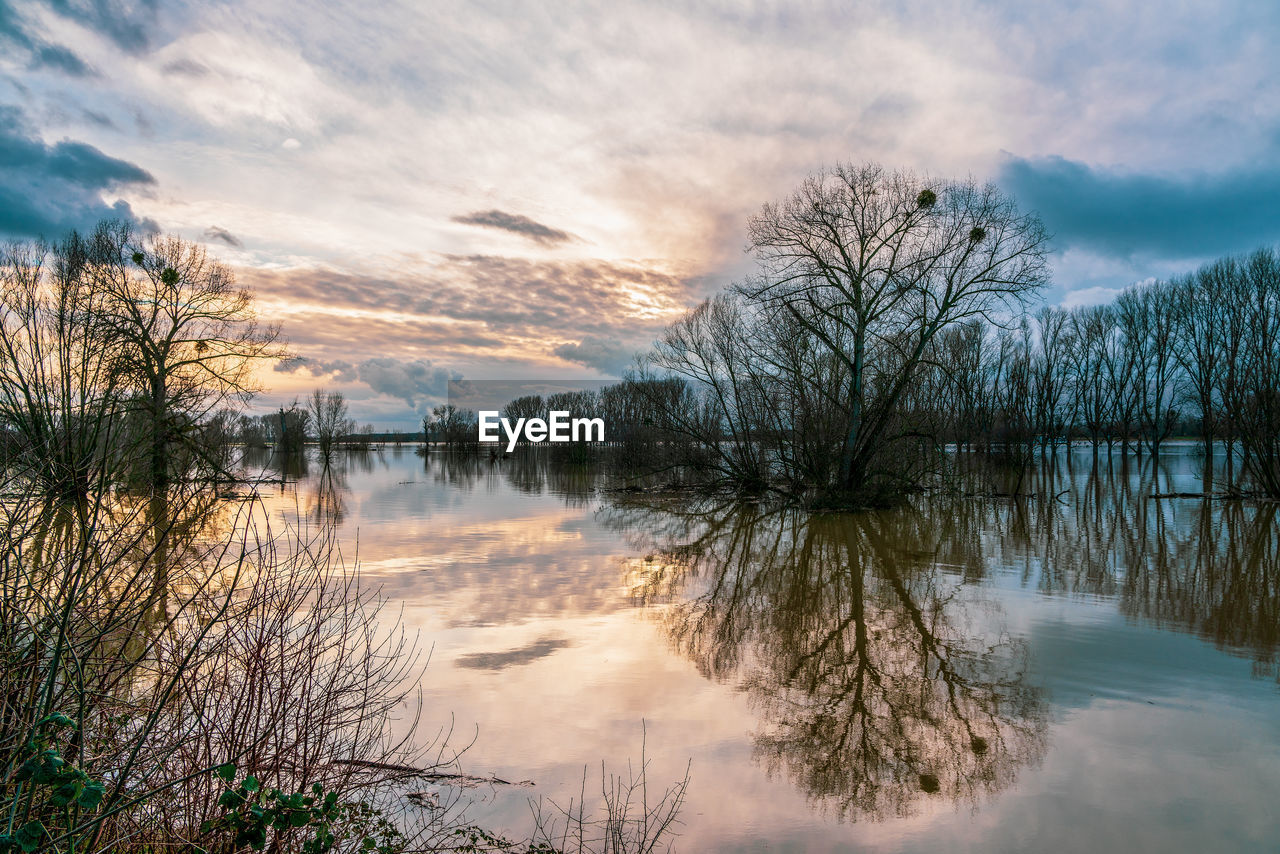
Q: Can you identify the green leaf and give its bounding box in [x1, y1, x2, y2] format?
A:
[49, 779, 83, 807]
[216, 762, 236, 782]
[243, 775, 260, 793]
[38, 712, 75, 729]
[242, 824, 267, 850]
[14, 821, 46, 854]
[78, 781, 106, 810]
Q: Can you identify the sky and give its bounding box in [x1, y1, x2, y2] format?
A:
[2, 0, 1279, 427]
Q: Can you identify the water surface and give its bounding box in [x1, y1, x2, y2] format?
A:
[252, 444, 1280, 852]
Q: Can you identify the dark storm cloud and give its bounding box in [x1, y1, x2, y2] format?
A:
[451, 209, 575, 246]
[998, 153, 1280, 260]
[0, 106, 158, 239]
[203, 225, 242, 247]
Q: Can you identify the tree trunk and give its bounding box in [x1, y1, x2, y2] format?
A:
[150, 373, 167, 493]
[839, 331, 866, 491]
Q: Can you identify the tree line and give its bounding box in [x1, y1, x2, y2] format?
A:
[237, 390, 377, 462]
[624, 163, 1280, 503]
[920, 249, 1280, 496]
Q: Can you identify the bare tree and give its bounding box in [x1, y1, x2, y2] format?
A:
[308, 388, 353, 462]
[738, 162, 1049, 497]
[96, 224, 285, 491]
[1119, 283, 1180, 460]
[1172, 267, 1223, 456]
[1215, 256, 1251, 490]
[1100, 302, 1141, 455]
[0, 234, 131, 499]
[1029, 306, 1072, 453]
[1068, 305, 1114, 452]
[1235, 248, 1280, 495]
[649, 293, 773, 487]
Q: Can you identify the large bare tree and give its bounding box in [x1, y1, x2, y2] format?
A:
[738, 163, 1050, 495]
[95, 224, 285, 490]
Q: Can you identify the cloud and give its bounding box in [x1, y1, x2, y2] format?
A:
[1058, 286, 1124, 310]
[30, 43, 96, 76]
[355, 358, 459, 410]
[245, 255, 690, 357]
[274, 355, 459, 409]
[273, 356, 358, 382]
[0, 0, 33, 51]
[452, 209, 575, 247]
[552, 336, 641, 376]
[161, 57, 210, 77]
[44, 0, 154, 55]
[203, 225, 243, 247]
[80, 109, 116, 128]
[998, 153, 1280, 261]
[1, 1, 95, 77]
[0, 106, 158, 239]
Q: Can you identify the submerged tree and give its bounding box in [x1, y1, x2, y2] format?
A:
[309, 388, 353, 463]
[648, 162, 1051, 502]
[98, 223, 285, 491]
[0, 234, 130, 499]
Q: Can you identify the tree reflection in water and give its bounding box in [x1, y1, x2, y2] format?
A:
[969, 453, 1280, 678]
[601, 449, 1280, 819]
[604, 499, 1049, 821]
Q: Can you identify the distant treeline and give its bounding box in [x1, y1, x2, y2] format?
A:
[236, 390, 378, 460]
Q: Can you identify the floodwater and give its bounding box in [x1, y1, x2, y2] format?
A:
[251, 444, 1280, 853]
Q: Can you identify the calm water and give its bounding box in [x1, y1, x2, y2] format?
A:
[251, 444, 1280, 853]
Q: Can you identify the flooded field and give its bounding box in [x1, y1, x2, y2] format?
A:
[252, 443, 1280, 853]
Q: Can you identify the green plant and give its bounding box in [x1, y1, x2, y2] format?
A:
[200, 764, 405, 854]
[1, 713, 105, 854]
